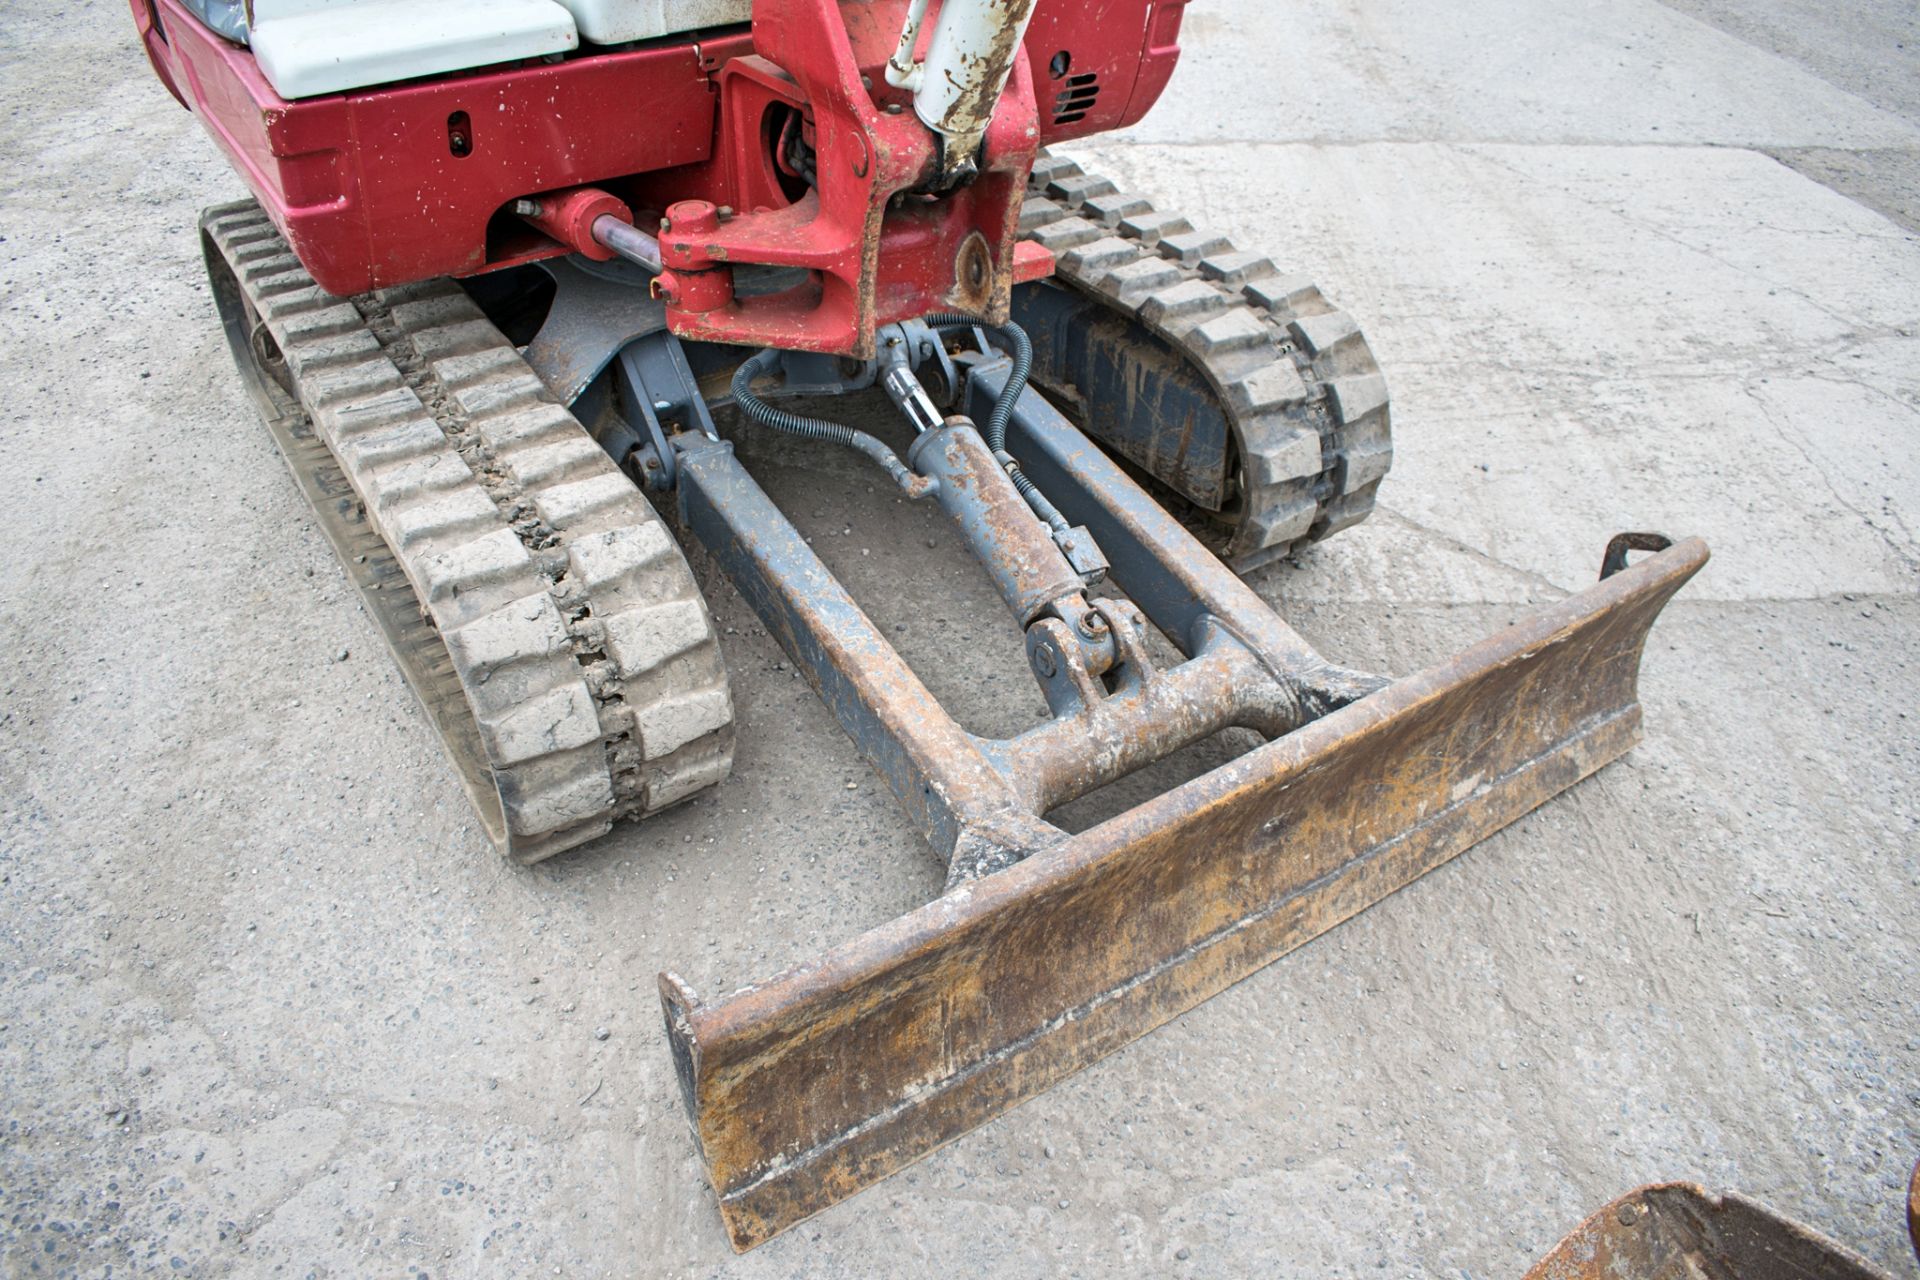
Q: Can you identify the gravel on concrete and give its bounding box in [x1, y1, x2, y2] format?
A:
[1, 1, 1915, 1276]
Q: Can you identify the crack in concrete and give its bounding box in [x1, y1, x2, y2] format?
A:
[1463, 145, 1884, 335]
[1737, 382, 1920, 578]
[1371, 504, 1574, 597]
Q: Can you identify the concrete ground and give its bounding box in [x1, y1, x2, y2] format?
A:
[2, 0, 1915, 1275]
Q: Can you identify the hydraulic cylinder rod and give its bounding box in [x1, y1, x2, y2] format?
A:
[592, 215, 662, 272]
[906, 421, 1083, 627]
[885, 0, 1040, 173]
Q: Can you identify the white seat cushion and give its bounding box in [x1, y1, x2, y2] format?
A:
[554, 0, 749, 45]
[251, 0, 579, 100]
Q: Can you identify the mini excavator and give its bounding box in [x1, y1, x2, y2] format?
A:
[132, 0, 1706, 1248]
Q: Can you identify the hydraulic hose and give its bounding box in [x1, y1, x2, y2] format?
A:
[730, 351, 932, 497]
[922, 313, 1066, 532]
[922, 312, 1030, 452]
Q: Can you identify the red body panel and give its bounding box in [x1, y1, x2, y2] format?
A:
[637, 0, 1044, 354]
[1027, 0, 1189, 135]
[138, 0, 733, 294]
[134, 0, 1186, 349]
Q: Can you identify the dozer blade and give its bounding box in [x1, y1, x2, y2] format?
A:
[662, 538, 1708, 1250]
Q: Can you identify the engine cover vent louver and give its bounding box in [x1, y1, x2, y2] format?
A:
[1053, 72, 1099, 124]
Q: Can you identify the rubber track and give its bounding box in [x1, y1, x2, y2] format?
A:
[202, 201, 733, 863]
[1018, 152, 1393, 571]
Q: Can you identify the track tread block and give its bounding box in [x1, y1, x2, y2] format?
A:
[202, 200, 735, 862]
[1020, 148, 1393, 571]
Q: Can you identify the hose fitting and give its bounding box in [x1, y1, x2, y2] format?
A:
[922, 313, 1062, 523]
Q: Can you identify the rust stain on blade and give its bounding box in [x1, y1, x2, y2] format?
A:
[663, 539, 1710, 1252]
[1523, 1182, 1894, 1280]
[1910, 1158, 1920, 1264]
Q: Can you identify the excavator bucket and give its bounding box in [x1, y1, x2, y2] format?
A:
[1524, 1181, 1901, 1280]
[662, 532, 1708, 1249]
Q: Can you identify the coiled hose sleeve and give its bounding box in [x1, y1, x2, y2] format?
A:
[730, 351, 932, 497]
[921, 314, 1068, 533]
[921, 312, 1031, 452]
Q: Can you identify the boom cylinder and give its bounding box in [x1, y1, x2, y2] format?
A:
[886, 0, 1040, 174]
[908, 421, 1081, 626]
